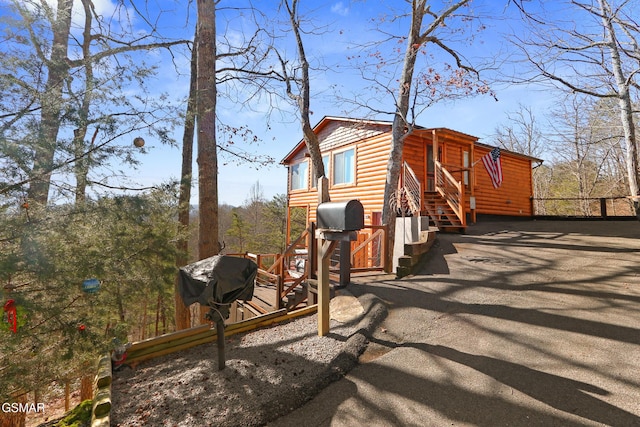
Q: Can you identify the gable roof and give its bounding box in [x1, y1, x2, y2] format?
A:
[280, 116, 392, 164]
[280, 116, 542, 164]
[474, 140, 543, 163]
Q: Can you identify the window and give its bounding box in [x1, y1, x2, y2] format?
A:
[463, 151, 470, 186]
[290, 161, 308, 190]
[333, 148, 355, 185]
[312, 155, 330, 188]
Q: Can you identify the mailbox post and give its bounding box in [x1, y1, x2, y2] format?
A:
[315, 200, 364, 336]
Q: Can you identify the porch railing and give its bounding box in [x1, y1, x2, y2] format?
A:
[434, 160, 466, 226]
[349, 225, 388, 272]
[401, 162, 422, 216]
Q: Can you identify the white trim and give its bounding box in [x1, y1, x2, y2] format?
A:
[332, 146, 356, 186]
[289, 160, 309, 191]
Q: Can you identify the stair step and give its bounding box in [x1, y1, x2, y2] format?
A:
[396, 265, 412, 278]
[285, 288, 307, 310]
[422, 190, 466, 231]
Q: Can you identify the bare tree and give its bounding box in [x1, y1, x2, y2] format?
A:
[28, 0, 73, 206]
[511, 0, 640, 217]
[587, 97, 632, 196]
[213, 1, 329, 202]
[280, 0, 328, 201]
[147, 2, 275, 328]
[492, 103, 549, 213]
[493, 103, 546, 158]
[550, 95, 603, 214]
[192, 1, 275, 323]
[349, 0, 489, 259]
[174, 29, 198, 330]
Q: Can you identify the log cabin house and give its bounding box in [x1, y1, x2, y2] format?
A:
[279, 116, 542, 276]
[281, 116, 542, 235]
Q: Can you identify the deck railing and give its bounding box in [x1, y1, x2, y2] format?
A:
[240, 227, 312, 311]
[532, 196, 637, 218]
[434, 160, 466, 226]
[349, 225, 388, 272]
[230, 222, 389, 314]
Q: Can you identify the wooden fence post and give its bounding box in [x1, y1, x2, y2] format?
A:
[600, 198, 607, 219]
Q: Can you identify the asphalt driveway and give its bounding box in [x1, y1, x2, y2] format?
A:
[271, 219, 640, 427]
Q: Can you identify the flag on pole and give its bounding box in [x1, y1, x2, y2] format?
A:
[481, 147, 503, 188]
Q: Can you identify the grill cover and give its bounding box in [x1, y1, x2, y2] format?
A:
[178, 255, 257, 307]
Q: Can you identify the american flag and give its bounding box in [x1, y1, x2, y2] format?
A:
[481, 147, 503, 188]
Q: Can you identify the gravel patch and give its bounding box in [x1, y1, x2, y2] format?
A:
[111, 292, 386, 427]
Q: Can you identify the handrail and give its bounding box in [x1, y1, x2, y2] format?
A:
[401, 162, 422, 215]
[267, 227, 309, 274]
[281, 274, 307, 300]
[532, 196, 637, 217]
[435, 160, 466, 226]
[351, 228, 384, 260]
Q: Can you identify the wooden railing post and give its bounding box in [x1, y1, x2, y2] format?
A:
[600, 198, 608, 219]
[383, 224, 391, 273]
[317, 234, 337, 336]
[309, 222, 317, 279]
[275, 274, 283, 310]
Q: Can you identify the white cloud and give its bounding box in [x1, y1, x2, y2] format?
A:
[17, 0, 118, 28]
[90, 0, 117, 17]
[331, 2, 349, 17]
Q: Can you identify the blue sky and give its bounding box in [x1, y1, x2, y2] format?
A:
[122, 0, 559, 206]
[7, 0, 556, 206]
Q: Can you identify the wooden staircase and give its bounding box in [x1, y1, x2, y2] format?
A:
[284, 281, 310, 310]
[423, 192, 465, 232]
[399, 161, 466, 233]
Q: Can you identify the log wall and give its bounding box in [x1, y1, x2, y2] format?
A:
[287, 131, 390, 225]
[473, 145, 534, 216]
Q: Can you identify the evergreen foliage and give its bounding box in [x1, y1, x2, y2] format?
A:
[54, 399, 92, 427]
[220, 186, 290, 255]
[0, 187, 182, 401]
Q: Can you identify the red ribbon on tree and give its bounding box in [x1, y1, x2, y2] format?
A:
[3, 299, 17, 333]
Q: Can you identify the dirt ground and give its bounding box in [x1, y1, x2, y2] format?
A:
[109, 293, 385, 427]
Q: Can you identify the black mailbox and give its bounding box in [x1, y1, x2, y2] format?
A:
[317, 200, 364, 231]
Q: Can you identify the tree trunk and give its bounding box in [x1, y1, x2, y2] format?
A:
[175, 29, 198, 330]
[80, 375, 93, 401]
[285, 0, 327, 192]
[28, 0, 73, 205]
[141, 297, 148, 340]
[382, 2, 424, 266]
[155, 293, 161, 337]
[116, 283, 125, 322]
[73, 0, 96, 206]
[196, 0, 219, 324]
[597, 0, 640, 218]
[0, 393, 27, 427]
[381, 0, 472, 267]
[196, 0, 219, 261]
